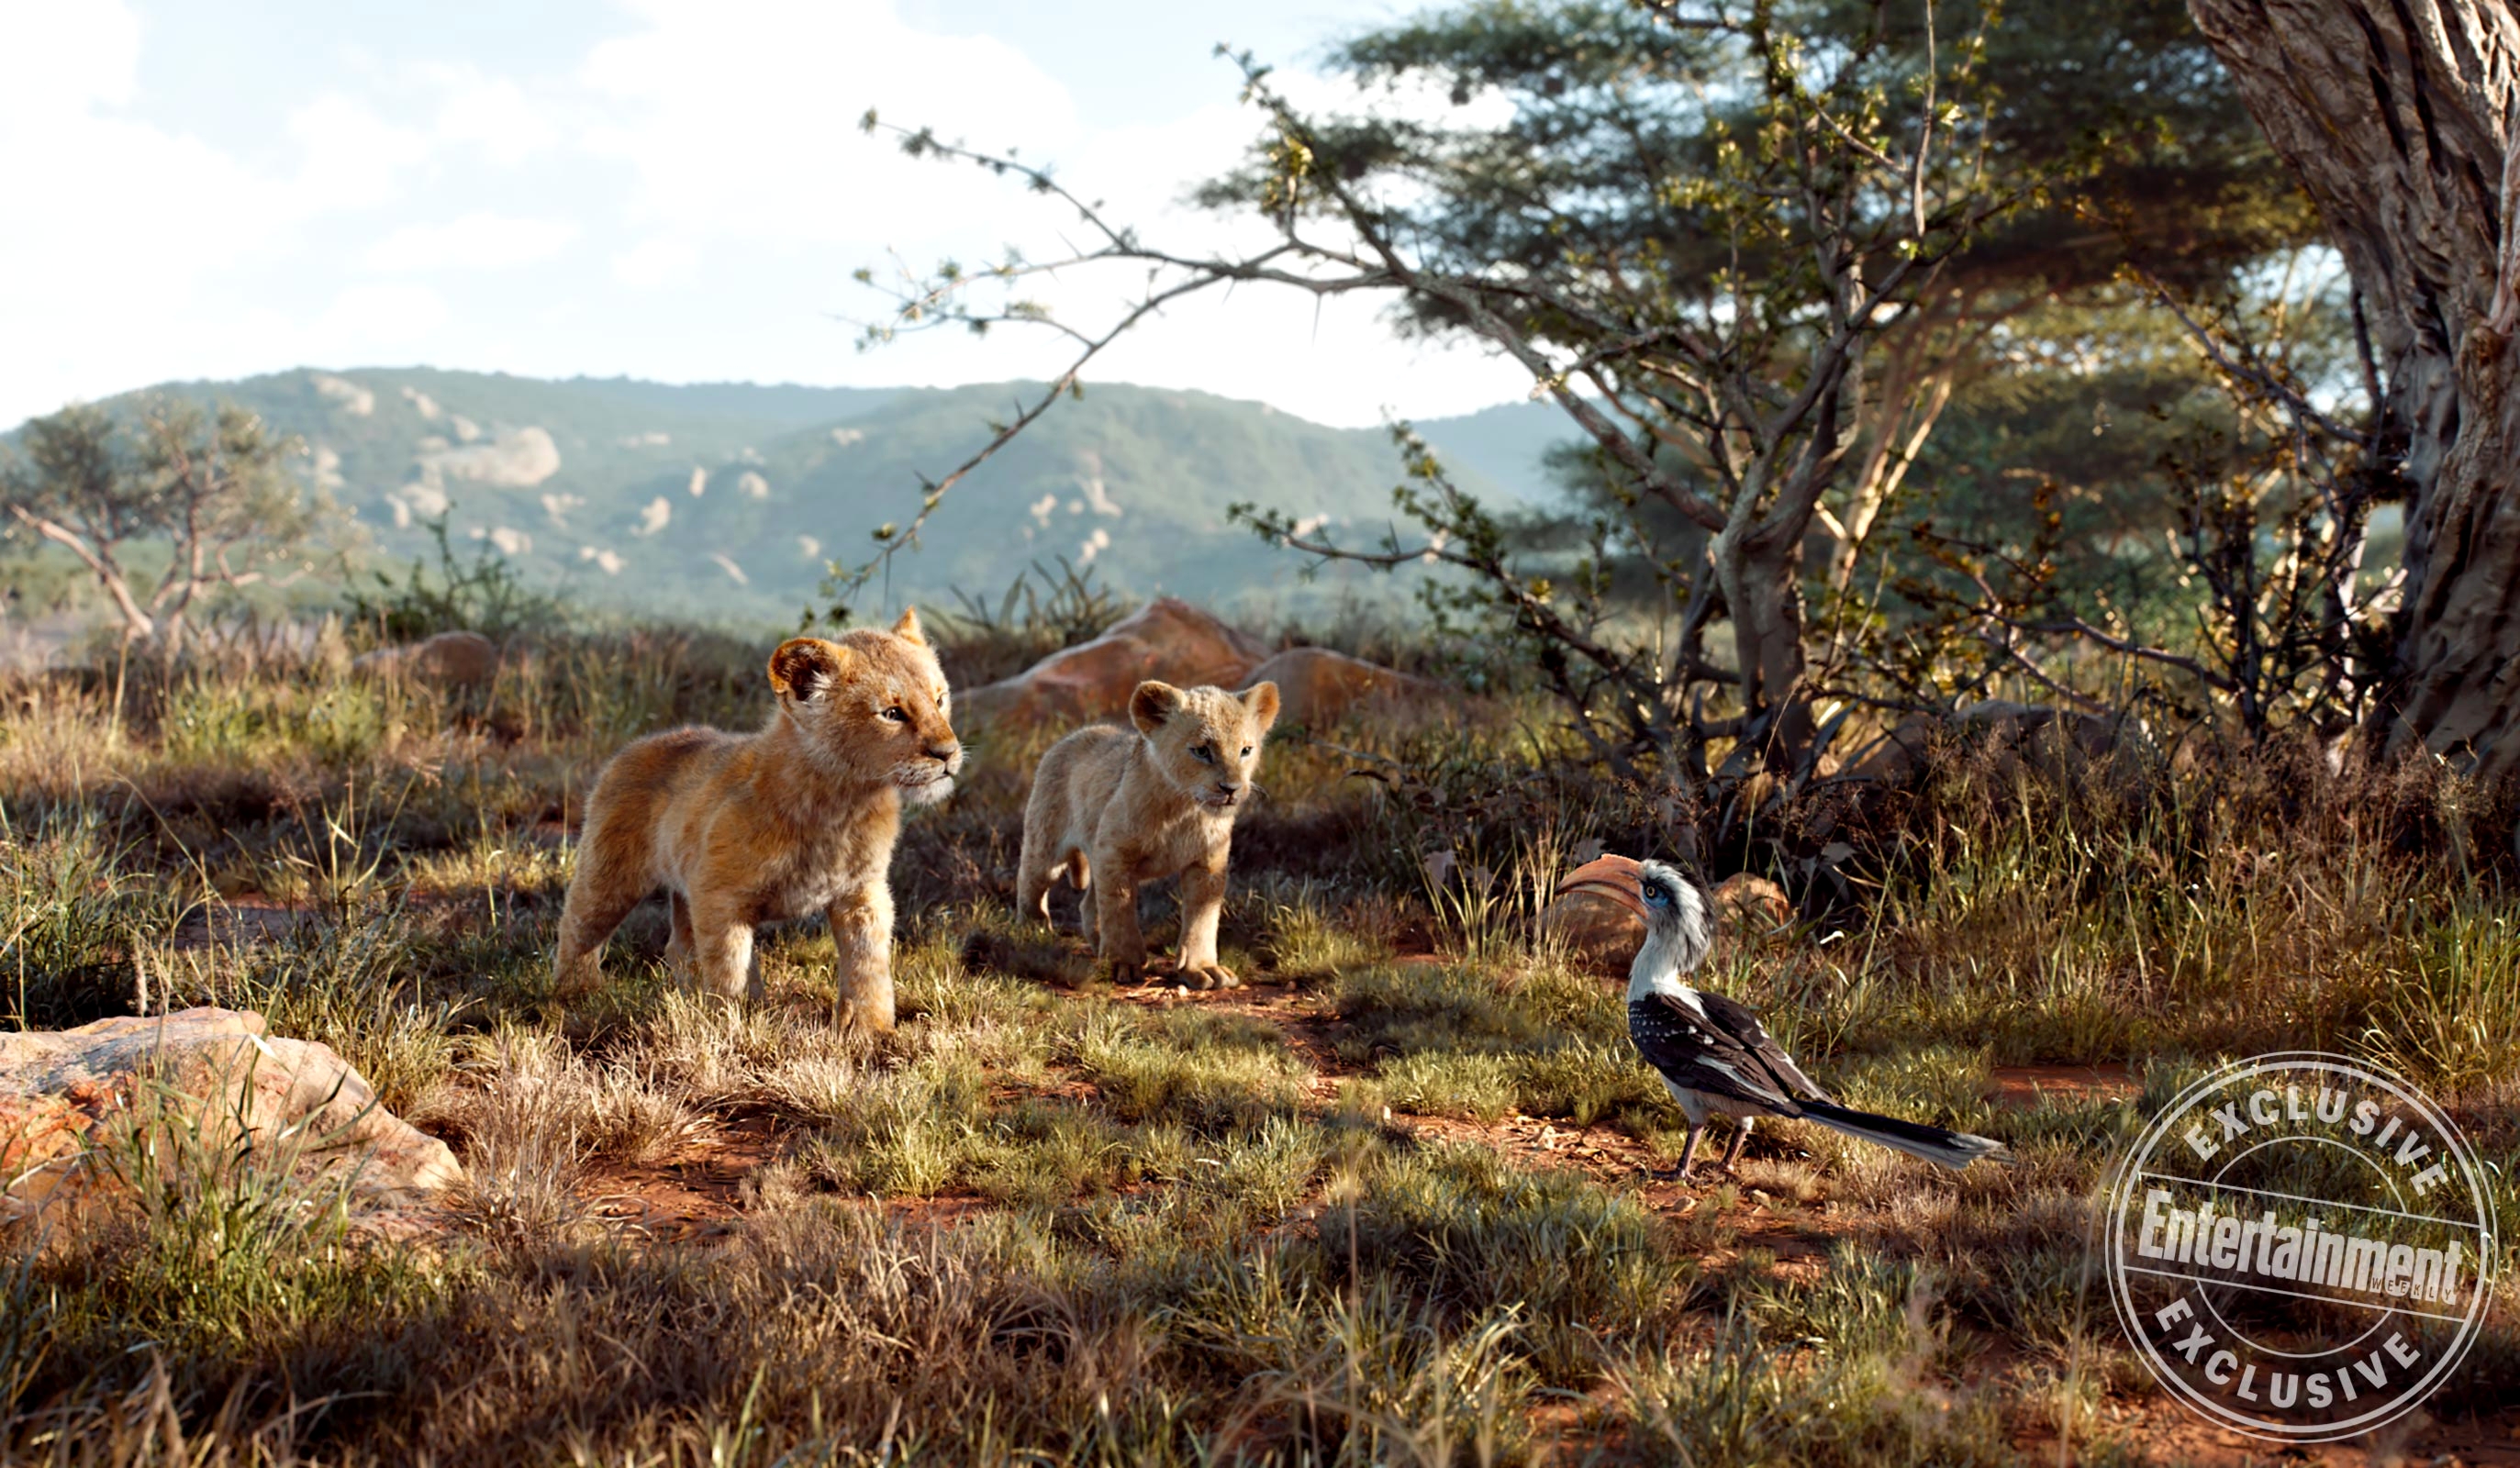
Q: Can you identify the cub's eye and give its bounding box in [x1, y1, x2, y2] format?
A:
[881, 706, 909, 723]
[1241, 746, 1254, 757]
[1191, 746, 1215, 764]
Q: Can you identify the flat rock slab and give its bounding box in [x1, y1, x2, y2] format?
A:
[2, 1006, 463, 1229]
[960, 598, 1270, 728]
[1239, 646, 1442, 728]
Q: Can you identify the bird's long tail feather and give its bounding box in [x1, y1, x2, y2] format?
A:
[1799, 1100, 2012, 1170]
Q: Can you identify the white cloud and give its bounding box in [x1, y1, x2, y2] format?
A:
[318, 284, 450, 344]
[432, 72, 563, 165]
[366, 213, 578, 272]
[285, 94, 432, 210]
[613, 236, 699, 289]
[578, 0, 1079, 247]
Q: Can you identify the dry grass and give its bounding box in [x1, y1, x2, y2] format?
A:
[1, 627, 2515, 1463]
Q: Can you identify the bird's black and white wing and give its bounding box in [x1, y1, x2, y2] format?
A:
[1697, 991, 1833, 1104]
[1627, 996, 1800, 1114]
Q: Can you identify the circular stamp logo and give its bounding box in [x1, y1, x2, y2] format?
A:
[2105, 1052, 2497, 1442]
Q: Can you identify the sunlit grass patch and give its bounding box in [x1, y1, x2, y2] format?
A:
[1324, 1141, 1693, 1382]
[1256, 884, 1391, 983]
[1078, 1005, 1314, 1132]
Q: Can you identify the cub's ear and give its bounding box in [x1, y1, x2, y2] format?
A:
[891, 606, 927, 646]
[768, 638, 852, 702]
[1129, 680, 1187, 735]
[1242, 680, 1281, 735]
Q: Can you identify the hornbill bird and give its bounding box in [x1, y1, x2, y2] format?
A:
[1556, 853, 2011, 1179]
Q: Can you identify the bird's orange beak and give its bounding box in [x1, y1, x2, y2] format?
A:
[1555, 852, 1649, 921]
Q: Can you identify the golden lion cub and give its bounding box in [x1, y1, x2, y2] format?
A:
[552, 609, 961, 1030]
[1017, 679, 1279, 988]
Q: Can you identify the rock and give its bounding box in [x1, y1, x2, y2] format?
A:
[1712, 873, 1793, 939]
[958, 598, 1271, 728]
[1545, 872, 1796, 978]
[1239, 647, 1442, 728]
[1541, 892, 1644, 975]
[1840, 700, 2137, 785]
[1, 1007, 462, 1229]
[350, 629, 500, 689]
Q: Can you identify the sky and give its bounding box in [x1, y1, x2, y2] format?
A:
[0, 0, 1533, 434]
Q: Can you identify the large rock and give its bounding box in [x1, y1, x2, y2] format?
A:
[1240, 647, 1441, 728]
[1840, 699, 2136, 785]
[1544, 872, 1795, 977]
[1, 1007, 462, 1229]
[958, 598, 1271, 728]
[350, 629, 500, 689]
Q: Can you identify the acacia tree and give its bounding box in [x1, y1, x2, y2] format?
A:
[2, 397, 324, 651]
[841, 0, 2027, 780]
[2181, 0, 2520, 776]
[841, 0, 2312, 783]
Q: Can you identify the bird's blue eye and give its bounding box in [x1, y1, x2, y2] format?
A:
[1642, 880, 1670, 906]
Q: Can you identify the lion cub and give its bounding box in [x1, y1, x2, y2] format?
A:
[1017, 679, 1279, 988]
[552, 609, 960, 1030]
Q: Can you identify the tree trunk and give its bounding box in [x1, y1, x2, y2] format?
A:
[1712, 523, 1816, 767]
[2187, 0, 2520, 775]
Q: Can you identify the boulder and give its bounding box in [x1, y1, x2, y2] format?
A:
[1840, 699, 2136, 785]
[1, 1007, 462, 1229]
[1711, 873, 1793, 939]
[1544, 872, 1796, 977]
[958, 598, 1270, 728]
[1239, 647, 1442, 728]
[350, 629, 499, 689]
[1541, 892, 1645, 975]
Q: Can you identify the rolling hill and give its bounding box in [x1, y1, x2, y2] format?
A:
[16, 368, 1583, 623]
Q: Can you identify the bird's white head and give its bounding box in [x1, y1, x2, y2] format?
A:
[1555, 852, 1713, 1002]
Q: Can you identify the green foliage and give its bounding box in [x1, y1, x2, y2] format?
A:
[1, 395, 332, 650]
[921, 556, 1131, 687]
[0, 807, 183, 1029]
[341, 506, 565, 644]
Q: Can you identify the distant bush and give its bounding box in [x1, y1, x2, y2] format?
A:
[341, 508, 564, 647]
[925, 556, 1130, 687]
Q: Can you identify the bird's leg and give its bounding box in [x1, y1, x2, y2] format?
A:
[1720, 1117, 1755, 1173]
[1663, 1125, 1704, 1181]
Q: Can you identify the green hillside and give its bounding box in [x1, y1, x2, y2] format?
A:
[35, 368, 1577, 622]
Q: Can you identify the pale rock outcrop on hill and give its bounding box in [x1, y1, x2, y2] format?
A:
[1, 1007, 463, 1230]
[311, 373, 375, 417]
[417, 425, 561, 491]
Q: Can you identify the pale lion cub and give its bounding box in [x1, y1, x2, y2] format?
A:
[1017, 679, 1279, 988]
[552, 609, 960, 1030]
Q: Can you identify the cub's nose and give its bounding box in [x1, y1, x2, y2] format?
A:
[927, 740, 963, 769]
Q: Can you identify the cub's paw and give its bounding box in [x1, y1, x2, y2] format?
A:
[1103, 956, 1150, 985]
[1180, 962, 1243, 992]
